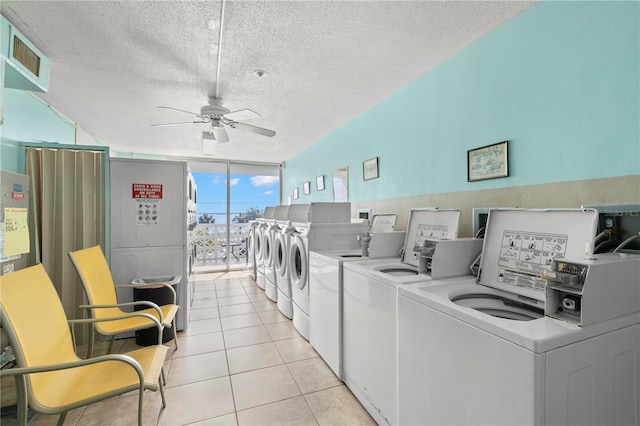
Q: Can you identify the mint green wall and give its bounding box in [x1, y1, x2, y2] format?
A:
[283, 1, 640, 203]
[1, 88, 76, 173]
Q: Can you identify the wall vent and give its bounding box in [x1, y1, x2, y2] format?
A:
[1, 15, 50, 92]
[12, 35, 40, 77]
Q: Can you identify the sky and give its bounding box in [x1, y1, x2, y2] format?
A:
[193, 172, 279, 221]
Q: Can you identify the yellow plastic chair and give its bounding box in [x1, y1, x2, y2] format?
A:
[0, 264, 169, 426]
[68, 245, 179, 356]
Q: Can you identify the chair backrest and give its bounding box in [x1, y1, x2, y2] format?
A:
[68, 245, 121, 319]
[0, 264, 79, 393]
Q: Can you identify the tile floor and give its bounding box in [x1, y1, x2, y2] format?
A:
[32, 271, 375, 426]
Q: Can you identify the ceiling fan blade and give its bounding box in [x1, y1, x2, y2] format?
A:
[213, 126, 230, 143]
[224, 109, 260, 121]
[151, 120, 208, 127]
[232, 121, 276, 137]
[157, 106, 201, 117]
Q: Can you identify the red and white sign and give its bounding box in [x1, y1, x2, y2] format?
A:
[11, 192, 25, 200]
[132, 183, 163, 199]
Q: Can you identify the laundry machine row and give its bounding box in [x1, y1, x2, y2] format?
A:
[397, 208, 640, 425]
[342, 208, 488, 426]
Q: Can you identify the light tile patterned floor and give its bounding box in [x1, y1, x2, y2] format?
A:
[31, 272, 375, 425]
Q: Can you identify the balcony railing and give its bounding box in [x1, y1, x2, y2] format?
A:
[191, 222, 251, 268]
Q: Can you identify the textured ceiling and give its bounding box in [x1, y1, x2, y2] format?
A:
[2, 0, 533, 164]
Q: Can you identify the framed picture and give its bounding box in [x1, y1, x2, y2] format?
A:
[303, 181, 311, 195]
[467, 141, 509, 182]
[316, 175, 325, 191]
[363, 157, 379, 180]
[293, 187, 299, 200]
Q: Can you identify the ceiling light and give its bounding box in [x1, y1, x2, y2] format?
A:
[253, 70, 267, 78]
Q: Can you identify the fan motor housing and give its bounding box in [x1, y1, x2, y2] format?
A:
[200, 103, 229, 118]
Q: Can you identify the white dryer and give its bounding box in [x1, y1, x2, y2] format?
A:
[288, 202, 368, 341]
[342, 208, 469, 426]
[247, 220, 259, 281]
[274, 222, 295, 318]
[255, 206, 275, 290]
[397, 209, 640, 426]
[265, 205, 291, 302]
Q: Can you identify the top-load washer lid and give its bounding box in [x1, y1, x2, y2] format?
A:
[400, 208, 461, 267]
[475, 208, 599, 304]
[370, 209, 460, 276]
[369, 214, 397, 233]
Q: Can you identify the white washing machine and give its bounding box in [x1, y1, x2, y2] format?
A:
[255, 206, 275, 290]
[288, 202, 369, 341]
[309, 214, 401, 379]
[308, 249, 365, 378]
[264, 205, 290, 303]
[396, 208, 640, 425]
[274, 221, 296, 318]
[342, 208, 469, 426]
[247, 220, 258, 281]
[397, 208, 640, 424]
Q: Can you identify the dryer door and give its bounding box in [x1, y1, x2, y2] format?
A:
[265, 230, 275, 268]
[289, 235, 308, 290]
[274, 233, 288, 278]
[255, 228, 264, 264]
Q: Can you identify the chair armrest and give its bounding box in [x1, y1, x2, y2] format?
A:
[68, 313, 164, 348]
[69, 312, 162, 331]
[116, 283, 177, 304]
[0, 353, 145, 381]
[79, 301, 164, 322]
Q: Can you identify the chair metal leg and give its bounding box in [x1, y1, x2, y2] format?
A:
[56, 412, 67, 426]
[86, 327, 95, 358]
[15, 375, 28, 426]
[159, 368, 167, 409]
[172, 319, 179, 352]
[106, 336, 115, 355]
[137, 389, 144, 426]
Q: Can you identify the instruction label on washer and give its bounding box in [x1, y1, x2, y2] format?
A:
[414, 224, 449, 247]
[497, 230, 568, 292]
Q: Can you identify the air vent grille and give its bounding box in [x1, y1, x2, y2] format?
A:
[13, 35, 40, 77]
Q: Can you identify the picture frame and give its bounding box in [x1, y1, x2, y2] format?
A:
[293, 187, 299, 200]
[363, 157, 379, 181]
[467, 140, 509, 182]
[303, 181, 311, 195]
[316, 175, 325, 191]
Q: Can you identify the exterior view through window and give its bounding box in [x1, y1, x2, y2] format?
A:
[190, 161, 279, 272]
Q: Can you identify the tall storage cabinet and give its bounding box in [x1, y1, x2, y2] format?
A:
[110, 158, 190, 330]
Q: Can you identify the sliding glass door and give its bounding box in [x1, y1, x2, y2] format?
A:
[190, 160, 279, 273]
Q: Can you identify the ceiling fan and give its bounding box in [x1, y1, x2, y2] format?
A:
[151, 97, 276, 143]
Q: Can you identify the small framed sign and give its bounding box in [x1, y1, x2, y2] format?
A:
[316, 175, 325, 191]
[303, 181, 311, 195]
[467, 141, 509, 182]
[363, 157, 379, 181]
[293, 187, 299, 200]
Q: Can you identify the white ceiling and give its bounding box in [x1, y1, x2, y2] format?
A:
[2, 0, 534, 164]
